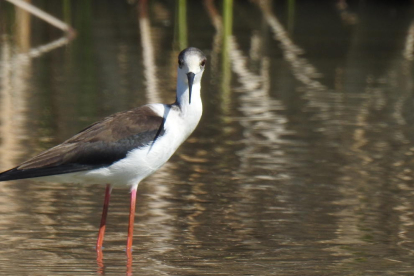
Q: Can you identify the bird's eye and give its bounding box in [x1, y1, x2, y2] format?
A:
[178, 59, 184, 68]
[200, 59, 206, 67]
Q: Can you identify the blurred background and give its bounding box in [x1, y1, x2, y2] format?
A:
[1, 0, 414, 275]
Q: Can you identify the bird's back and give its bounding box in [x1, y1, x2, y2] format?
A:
[0, 105, 165, 182]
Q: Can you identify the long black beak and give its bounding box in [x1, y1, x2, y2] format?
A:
[187, 72, 195, 104]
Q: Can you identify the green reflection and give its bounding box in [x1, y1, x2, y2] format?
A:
[63, 0, 71, 26]
[176, 0, 187, 50]
[1, 2, 16, 35]
[221, 0, 233, 114]
[287, 0, 295, 33]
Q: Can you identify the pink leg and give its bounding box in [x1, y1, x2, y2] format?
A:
[126, 188, 137, 252]
[96, 184, 112, 252]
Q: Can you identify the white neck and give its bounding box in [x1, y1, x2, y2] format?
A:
[176, 78, 203, 117]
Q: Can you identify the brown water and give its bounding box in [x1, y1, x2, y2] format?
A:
[1, 0, 414, 275]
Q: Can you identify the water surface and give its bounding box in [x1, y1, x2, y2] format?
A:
[1, 0, 414, 275]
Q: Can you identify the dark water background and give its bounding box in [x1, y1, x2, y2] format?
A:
[1, 0, 414, 275]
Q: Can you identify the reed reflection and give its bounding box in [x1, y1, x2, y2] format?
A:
[336, 0, 358, 25]
[139, 0, 161, 104]
[256, 0, 325, 90]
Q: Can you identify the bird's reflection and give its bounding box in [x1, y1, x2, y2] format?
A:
[126, 250, 133, 276]
[96, 250, 105, 275]
[95, 246, 134, 275]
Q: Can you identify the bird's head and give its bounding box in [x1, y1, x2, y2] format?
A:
[177, 47, 207, 104]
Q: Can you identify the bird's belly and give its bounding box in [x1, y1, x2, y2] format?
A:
[45, 130, 184, 187]
[85, 145, 177, 186]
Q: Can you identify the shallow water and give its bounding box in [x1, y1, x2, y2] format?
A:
[1, 0, 414, 275]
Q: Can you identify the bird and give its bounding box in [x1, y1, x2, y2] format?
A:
[0, 47, 207, 252]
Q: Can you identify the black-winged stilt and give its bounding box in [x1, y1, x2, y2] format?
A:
[0, 47, 207, 252]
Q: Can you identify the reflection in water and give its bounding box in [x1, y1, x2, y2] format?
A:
[394, 22, 414, 257]
[220, 0, 233, 113]
[0, 22, 30, 259]
[205, 0, 297, 262]
[1, 1, 414, 275]
[177, 0, 188, 50]
[257, 0, 325, 91]
[15, 0, 31, 52]
[6, 0, 74, 34]
[336, 0, 358, 26]
[204, 0, 222, 78]
[403, 21, 414, 62]
[0, 5, 78, 274]
[138, 0, 161, 104]
[0, 39, 28, 170]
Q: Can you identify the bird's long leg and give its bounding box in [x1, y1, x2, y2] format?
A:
[126, 187, 137, 252]
[96, 184, 112, 252]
